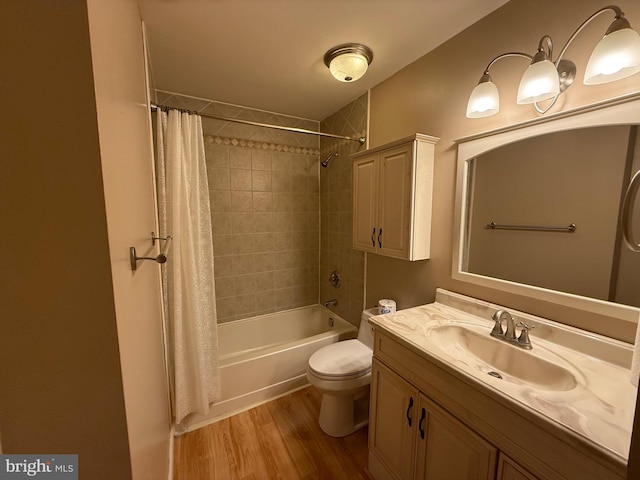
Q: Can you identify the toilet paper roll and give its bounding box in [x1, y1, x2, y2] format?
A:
[378, 299, 397, 315]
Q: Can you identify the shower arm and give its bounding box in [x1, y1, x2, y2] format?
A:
[151, 104, 366, 145]
[321, 152, 339, 167]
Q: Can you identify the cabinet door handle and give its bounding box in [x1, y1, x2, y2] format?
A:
[371, 227, 376, 247]
[406, 396, 414, 427]
[377, 228, 383, 248]
[418, 408, 426, 439]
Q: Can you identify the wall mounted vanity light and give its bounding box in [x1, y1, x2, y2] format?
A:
[466, 5, 640, 118]
[324, 43, 374, 82]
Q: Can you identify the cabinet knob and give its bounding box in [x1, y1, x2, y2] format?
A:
[371, 227, 376, 247]
[378, 228, 383, 248]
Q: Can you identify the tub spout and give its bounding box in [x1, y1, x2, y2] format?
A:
[323, 299, 338, 308]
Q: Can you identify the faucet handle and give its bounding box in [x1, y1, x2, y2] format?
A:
[516, 322, 535, 349]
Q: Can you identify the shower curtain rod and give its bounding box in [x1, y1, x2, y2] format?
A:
[150, 103, 366, 145]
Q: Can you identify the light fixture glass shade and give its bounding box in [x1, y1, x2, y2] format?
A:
[329, 53, 369, 82]
[466, 78, 499, 118]
[517, 58, 560, 104]
[584, 27, 640, 84]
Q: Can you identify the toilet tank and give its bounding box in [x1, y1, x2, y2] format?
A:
[357, 308, 378, 349]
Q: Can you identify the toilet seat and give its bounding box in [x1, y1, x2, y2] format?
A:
[308, 339, 372, 380]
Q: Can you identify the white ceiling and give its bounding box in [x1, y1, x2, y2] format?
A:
[139, 0, 509, 120]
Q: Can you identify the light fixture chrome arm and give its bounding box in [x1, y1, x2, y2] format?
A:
[538, 35, 554, 60]
[555, 5, 624, 67]
[483, 52, 533, 74]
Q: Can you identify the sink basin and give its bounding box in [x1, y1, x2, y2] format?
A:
[426, 323, 580, 391]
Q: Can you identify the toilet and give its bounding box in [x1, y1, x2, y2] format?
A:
[307, 308, 377, 437]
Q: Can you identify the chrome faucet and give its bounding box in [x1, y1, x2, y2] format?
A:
[490, 310, 534, 349]
[323, 299, 338, 308]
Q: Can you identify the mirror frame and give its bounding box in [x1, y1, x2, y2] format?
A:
[453, 94, 640, 326]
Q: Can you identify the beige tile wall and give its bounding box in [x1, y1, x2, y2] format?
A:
[156, 91, 320, 323]
[208, 143, 320, 322]
[319, 93, 369, 326]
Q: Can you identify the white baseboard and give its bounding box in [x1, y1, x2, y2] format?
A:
[167, 425, 175, 480]
[180, 376, 310, 433]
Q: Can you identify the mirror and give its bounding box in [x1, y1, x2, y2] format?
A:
[453, 96, 640, 324]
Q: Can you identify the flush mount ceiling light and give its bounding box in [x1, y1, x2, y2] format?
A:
[466, 5, 640, 118]
[324, 43, 374, 82]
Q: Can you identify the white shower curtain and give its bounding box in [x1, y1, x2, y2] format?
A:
[156, 108, 220, 430]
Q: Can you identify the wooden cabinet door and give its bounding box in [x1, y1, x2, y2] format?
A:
[414, 394, 497, 480]
[377, 144, 413, 259]
[497, 454, 539, 480]
[353, 154, 378, 252]
[369, 359, 418, 480]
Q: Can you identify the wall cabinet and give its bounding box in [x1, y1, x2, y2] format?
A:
[369, 359, 500, 480]
[352, 134, 439, 261]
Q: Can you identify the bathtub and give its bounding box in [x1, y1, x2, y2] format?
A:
[184, 305, 357, 431]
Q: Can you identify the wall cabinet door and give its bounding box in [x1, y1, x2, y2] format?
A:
[353, 155, 378, 253]
[414, 394, 497, 480]
[351, 134, 438, 261]
[377, 144, 413, 258]
[369, 359, 418, 480]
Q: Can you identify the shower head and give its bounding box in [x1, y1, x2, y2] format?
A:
[321, 152, 339, 168]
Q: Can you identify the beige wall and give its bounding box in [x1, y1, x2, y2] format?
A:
[87, 1, 171, 479]
[368, 0, 640, 342]
[0, 1, 132, 478]
[320, 94, 369, 326]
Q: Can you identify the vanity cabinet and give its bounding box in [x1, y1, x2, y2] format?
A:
[369, 359, 498, 480]
[368, 292, 630, 480]
[352, 134, 439, 261]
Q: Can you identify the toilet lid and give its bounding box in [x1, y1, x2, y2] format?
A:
[308, 340, 373, 378]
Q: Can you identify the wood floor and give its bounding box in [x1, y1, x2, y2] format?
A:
[174, 386, 372, 480]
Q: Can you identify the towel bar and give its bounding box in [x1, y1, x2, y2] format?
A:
[486, 221, 576, 232]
